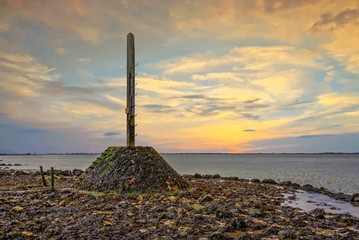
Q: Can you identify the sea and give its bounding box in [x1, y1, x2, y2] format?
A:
[1, 153, 358, 195]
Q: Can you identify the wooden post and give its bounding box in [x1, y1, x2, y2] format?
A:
[126, 33, 135, 147]
[50, 167, 55, 192]
[40, 166, 47, 187]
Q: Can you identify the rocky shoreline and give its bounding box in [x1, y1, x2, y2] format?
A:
[1, 169, 359, 239]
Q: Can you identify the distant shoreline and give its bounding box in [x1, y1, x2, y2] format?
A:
[1, 152, 359, 156]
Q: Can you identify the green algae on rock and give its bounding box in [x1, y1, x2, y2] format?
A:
[78, 146, 188, 192]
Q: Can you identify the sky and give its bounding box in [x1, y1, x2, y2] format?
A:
[0, 0, 359, 153]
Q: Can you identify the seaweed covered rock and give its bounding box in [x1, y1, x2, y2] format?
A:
[78, 146, 188, 192]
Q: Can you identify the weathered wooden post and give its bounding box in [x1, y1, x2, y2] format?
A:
[126, 33, 135, 147]
[50, 167, 55, 192]
[39, 166, 47, 187]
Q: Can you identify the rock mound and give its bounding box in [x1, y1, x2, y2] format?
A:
[78, 146, 188, 192]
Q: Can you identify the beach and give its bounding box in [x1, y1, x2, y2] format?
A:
[1, 169, 358, 239]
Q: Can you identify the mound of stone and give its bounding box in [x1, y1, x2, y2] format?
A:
[78, 146, 188, 192]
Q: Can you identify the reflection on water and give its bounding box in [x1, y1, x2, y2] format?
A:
[283, 190, 359, 218]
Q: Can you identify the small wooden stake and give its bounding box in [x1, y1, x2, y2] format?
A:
[40, 166, 47, 187]
[50, 167, 55, 192]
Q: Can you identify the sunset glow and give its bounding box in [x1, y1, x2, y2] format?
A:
[0, 0, 359, 153]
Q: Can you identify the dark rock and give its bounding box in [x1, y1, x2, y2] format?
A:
[78, 146, 188, 192]
[209, 232, 233, 240]
[194, 173, 202, 178]
[279, 181, 292, 186]
[262, 179, 277, 184]
[224, 176, 239, 181]
[0, 163, 12, 166]
[291, 183, 301, 189]
[251, 178, 260, 183]
[14, 164, 22, 166]
[181, 174, 193, 178]
[61, 170, 73, 176]
[212, 174, 221, 179]
[351, 193, 359, 203]
[302, 184, 314, 191]
[334, 192, 349, 201]
[310, 208, 325, 219]
[14, 170, 29, 176]
[200, 194, 214, 203]
[248, 208, 263, 217]
[203, 174, 212, 179]
[72, 169, 84, 176]
[238, 178, 250, 182]
[278, 230, 300, 240]
[216, 207, 233, 218]
[192, 204, 206, 213]
[0, 170, 12, 176]
[225, 217, 247, 232]
[46, 169, 63, 175]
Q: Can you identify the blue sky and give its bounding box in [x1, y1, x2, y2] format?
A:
[0, 0, 359, 153]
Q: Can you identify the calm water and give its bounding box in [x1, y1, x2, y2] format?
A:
[1, 154, 358, 195]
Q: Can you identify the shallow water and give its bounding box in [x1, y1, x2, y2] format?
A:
[283, 190, 359, 218]
[1, 153, 358, 195]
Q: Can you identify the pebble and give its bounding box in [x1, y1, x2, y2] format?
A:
[0, 170, 358, 239]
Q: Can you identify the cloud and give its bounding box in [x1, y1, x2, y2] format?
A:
[1, 0, 359, 153]
[0, 51, 125, 142]
[263, 0, 320, 12]
[312, 8, 359, 30]
[142, 104, 176, 113]
[55, 48, 69, 55]
[104, 132, 120, 136]
[244, 129, 255, 132]
[0, 22, 9, 32]
[298, 134, 333, 138]
[77, 58, 91, 63]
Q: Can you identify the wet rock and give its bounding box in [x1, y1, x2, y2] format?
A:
[335, 192, 349, 201]
[61, 170, 73, 176]
[203, 174, 213, 179]
[351, 193, 359, 203]
[192, 204, 206, 213]
[262, 179, 277, 184]
[200, 194, 214, 203]
[22, 231, 34, 237]
[194, 173, 202, 178]
[279, 181, 292, 186]
[0, 163, 12, 166]
[302, 184, 314, 191]
[14, 170, 29, 176]
[251, 178, 260, 183]
[12, 206, 24, 212]
[278, 230, 300, 240]
[224, 176, 238, 181]
[14, 164, 22, 166]
[209, 232, 233, 240]
[238, 178, 250, 182]
[72, 169, 84, 176]
[212, 174, 221, 179]
[1, 168, 359, 239]
[215, 207, 233, 218]
[255, 201, 277, 211]
[310, 208, 325, 219]
[248, 208, 263, 217]
[182, 174, 193, 178]
[225, 217, 247, 232]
